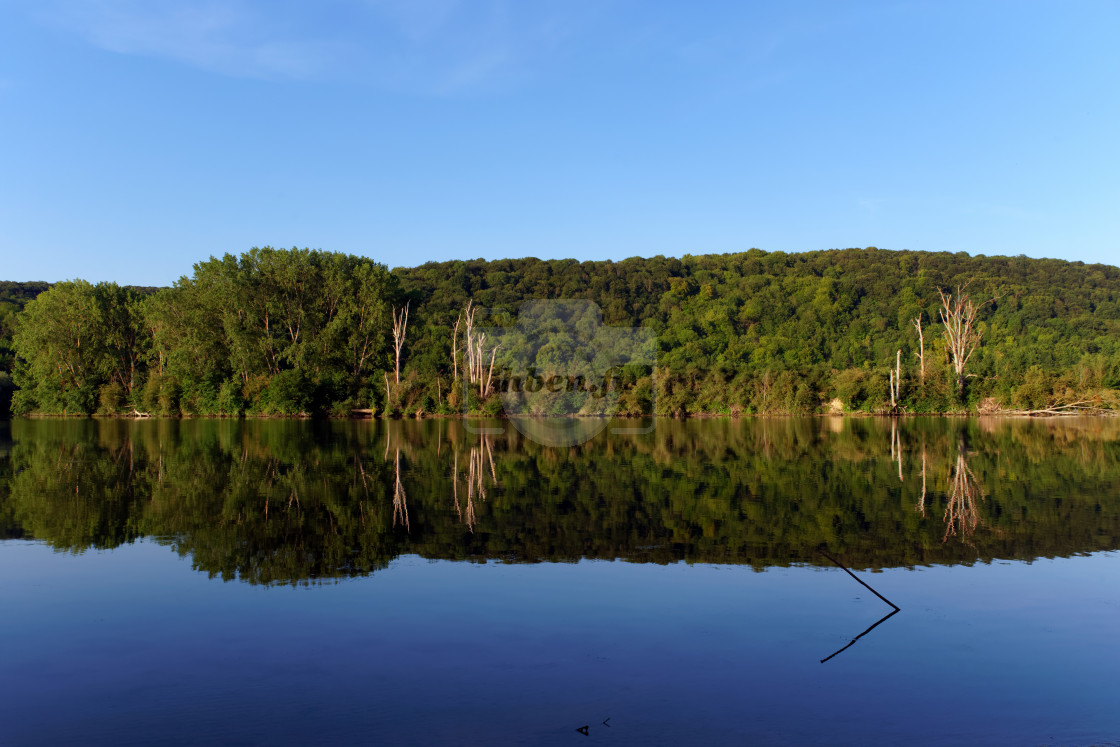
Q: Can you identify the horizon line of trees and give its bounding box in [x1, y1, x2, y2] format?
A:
[4, 246, 1120, 418]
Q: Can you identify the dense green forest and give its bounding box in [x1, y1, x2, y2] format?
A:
[4, 247, 1120, 417]
[3, 418, 1119, 584]
[0, 281, 50, 416]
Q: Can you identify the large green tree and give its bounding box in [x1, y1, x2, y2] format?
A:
[11, 280, 145, 415]
[141, 247, 399, 416]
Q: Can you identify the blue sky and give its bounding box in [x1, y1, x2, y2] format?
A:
[1, 0, 1117, 286]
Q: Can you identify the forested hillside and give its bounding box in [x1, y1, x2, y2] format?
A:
[395, 249, 1120, 415]
[5, 247, 1120, 417]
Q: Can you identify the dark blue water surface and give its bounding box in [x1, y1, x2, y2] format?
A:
[2, 417, 1119, 745]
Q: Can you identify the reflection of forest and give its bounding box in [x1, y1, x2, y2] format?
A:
[2, 417, 1120, 585]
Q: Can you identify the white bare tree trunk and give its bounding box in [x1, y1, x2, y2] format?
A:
[912, 316, 925, 385]
[391, 301, 409, 384]
[938, 285, 991, 398]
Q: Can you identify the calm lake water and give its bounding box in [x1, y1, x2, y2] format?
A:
[2, 417, 1119, 746]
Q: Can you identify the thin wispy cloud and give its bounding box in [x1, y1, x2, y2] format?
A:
[366, 0, 462, 43]
[27, 0, 605, 93]
[36, 0, 347, 80]
[359, 0, 602, 95]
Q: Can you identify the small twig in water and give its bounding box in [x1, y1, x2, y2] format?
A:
[817, 548, 900, 611]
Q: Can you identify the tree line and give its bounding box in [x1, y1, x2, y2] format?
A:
[7, 249, 399, 417]
[4, 246, 1120, 417]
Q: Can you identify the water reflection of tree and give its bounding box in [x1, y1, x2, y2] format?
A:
[384, 426, 413, 532]
[942, 442, 985, 543]
[393, 449, 409, 532]
[452, 437, 496, 532]
[915, 444, 928, 517]
[890, 419, 903, 482]
[6, 418, 1120, 583]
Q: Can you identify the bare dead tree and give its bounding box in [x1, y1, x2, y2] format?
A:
[483, 345, 500, 398]
[912, 316, 926, 385]
[473, 333, 485, 388]
[452, 312, 462, 380]
[391, 301, 409, 384]
[462, 300, 477, 382]
[455, 299, 501, 397]
[938, 285, 994, 398]
[888, 349, 901, 409]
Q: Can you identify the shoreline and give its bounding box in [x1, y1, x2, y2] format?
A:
[8, 409, 1116, 421]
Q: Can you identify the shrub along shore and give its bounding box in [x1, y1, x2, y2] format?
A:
[3, 246, 1119, 419]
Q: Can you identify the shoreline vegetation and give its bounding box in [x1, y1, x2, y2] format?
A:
[3, 246, 1120, 420]
[13, 408, 1120, 421]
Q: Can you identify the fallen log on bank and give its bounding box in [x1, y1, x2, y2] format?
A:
[988, 400, 1119, 417]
